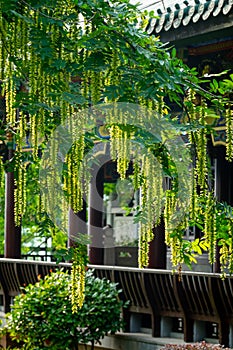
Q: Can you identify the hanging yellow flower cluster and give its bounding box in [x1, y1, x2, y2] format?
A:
[203, 191, 217, 264]
[0, 156, 4, 188]
[0, 0, 86, 219]
[108, 107, 167, 266]
[132, 161, 140, 190]
[64, 136, 85, 213]
[108, 122, 132, 180]
[71, 247, 86, 313]
[189, 167, 198, 222]
[164, 190, 176, 246]
[138, 153, 163, 267]
[226, 105, 233, 161]
[0, 2, 90, 312]
[183, 88, 233, 273]
[228, 221, 233, 273]
[106, 96, 196, 269]
[14, 156, 26, 227]
[13, 112, 27, 226]
[90, 71, 102, 105]
[170, 234, 182, 268]
[62, 107, 93, 215]
[163, 186, 188, 268]
[219, 218, 233, 276]
[195, 98, 208, 193]
[186, 90, 208, 193]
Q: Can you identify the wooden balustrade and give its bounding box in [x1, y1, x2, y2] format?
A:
[0, 259, 233, 346]
[0, 258, 71, 313]
[92, 265, 233, 346]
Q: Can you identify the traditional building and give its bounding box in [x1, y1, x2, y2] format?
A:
[94, 0, 233, 271]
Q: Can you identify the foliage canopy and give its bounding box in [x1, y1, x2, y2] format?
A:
[0, 0, 233, 278]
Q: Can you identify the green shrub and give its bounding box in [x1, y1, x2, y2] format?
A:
[0, 269, 125, 350]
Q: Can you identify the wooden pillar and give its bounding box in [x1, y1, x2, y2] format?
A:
[4, 136, 21, 259]
[214, 146, 233, 272]
[68, 202, 87, 248]
[88, 166, 104, 265]
[148, 219, 166, 269]
[215, 147, 233, 204]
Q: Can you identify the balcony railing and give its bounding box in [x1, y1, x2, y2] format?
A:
[0, 259, 232, 347]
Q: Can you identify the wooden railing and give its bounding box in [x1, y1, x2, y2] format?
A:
[0, 259, 233, 347]
[0, 258, 71, 313]
[91, 265, 233, 347]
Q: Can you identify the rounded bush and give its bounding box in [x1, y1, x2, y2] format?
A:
[1, 269, 125, 350]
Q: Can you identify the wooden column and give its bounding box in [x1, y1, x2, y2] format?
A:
[4, 136, 21, 258]
[214, 146, 233, 272]
[68, 202, 87, 248]
[148, 219, 166, 269]
[88, 166, 104, 265]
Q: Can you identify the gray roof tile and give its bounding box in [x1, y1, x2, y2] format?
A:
[144, 0, 232, 34]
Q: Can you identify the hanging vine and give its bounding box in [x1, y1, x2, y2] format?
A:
[71, 246, 86, 313]
[226, 104, 233, 161]
[203, 191, 217, 264]
[0, 156, 4, 188]
[13, 111, 27, 226]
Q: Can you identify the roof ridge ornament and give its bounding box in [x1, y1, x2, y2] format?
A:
[148, 0, 231, 35]
[173, 4, 185, 29]
[202, 0, 216, 20]
[146, 17, 158, 35]
[192, 0, 205, 22]
[155, 11, 167, 33]
[223, 0, 233, 15]
[213, 0, 224, 16]
[164, 6, 175, 31]
[182, 1, 195, 26]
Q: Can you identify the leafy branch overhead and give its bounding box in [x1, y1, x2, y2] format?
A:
[0, 0, 233, 279]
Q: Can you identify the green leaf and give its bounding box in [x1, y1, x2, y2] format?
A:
[62, 92, 86, 105]
[171, 47, 176, 58]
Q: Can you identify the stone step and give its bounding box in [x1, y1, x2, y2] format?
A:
[79, 332, 186, 350]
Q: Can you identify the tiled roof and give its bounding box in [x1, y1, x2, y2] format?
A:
[145, 0, 233, 34]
